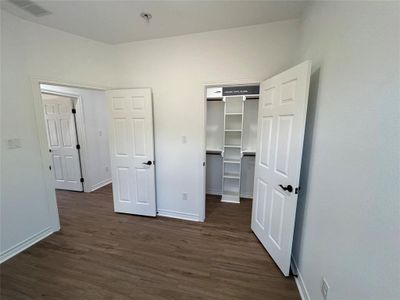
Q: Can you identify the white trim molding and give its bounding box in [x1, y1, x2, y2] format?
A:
[291, 256, 311, 300]
[240, 193, 253, 199]
[206, 189, 222, 196]
[206, 191, 253, 199]
[90, 178, 112, 192]
[157, 209, 202, 222]
[0, 227, 56, 263]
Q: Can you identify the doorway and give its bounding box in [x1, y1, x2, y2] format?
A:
[204, 84, 259, 204]
[38, 83, 112, 194]
[204, 84, 260, 238]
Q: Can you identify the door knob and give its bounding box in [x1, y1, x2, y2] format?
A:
[279, 184, 293, 193]
[142, 161, 152, 166]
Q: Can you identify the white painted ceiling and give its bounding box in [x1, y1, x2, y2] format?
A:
[1, 0, 307, 44]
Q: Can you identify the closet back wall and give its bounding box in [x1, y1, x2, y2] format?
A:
[114, 19, 300, 220]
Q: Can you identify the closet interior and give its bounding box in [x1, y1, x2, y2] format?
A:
[205, 85, 259, 203]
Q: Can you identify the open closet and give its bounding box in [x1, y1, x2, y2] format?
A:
[205, 85, 259, 203]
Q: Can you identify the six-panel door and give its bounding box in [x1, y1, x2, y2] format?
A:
[252, 61, 311, 276]
[42, 94, 83, 191]
[107, 88, 156, 217]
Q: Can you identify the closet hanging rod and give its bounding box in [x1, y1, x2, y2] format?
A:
[206, 98, 223, 101]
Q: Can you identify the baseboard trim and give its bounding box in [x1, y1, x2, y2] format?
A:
[157, 209, 201, 222]
[90, 178, 112, 192]
[221, 199, 240, 203]
[206, 191, 253, 199]
[291, 256, 311, 300]
[206, 189, 222, 196]
[240, 193, 253, 199]
[0, 226, 55, 264]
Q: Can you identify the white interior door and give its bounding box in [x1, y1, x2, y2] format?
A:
[107, 88, 156, 217]
[252, 61, 311, 276]
[42, 94, 83, 191]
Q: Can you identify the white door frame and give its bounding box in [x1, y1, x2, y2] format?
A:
[31, 77, 108, 231]
[200, 79, 259, 222]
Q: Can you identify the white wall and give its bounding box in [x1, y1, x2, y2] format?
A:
[292, 2, 400, 300]
[40, 84, 111, 192]
[114, 20, 300, 220]
[0, 10, 114, 261]
[1, 9, 56, 260]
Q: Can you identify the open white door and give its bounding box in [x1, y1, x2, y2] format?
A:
[107, 88, 156, 217]
[251, 61, 311, 276]
[42, 94, 83, 192]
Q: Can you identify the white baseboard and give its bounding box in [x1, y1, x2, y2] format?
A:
[157, 209, 201, 222]
[221, 199, 240, 203]
[90, 178, 112, 192]
[240, 193, 253, 199]
[0, 226, 55, 263]
[291, 255, 311, 300]
[206, 189, 222, 196]
[206, 190, 253, 199]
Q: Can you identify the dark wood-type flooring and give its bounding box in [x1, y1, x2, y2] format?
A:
[1, 185, 299, 299]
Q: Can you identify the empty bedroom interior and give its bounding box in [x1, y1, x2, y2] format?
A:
[1, 1, 399, 300]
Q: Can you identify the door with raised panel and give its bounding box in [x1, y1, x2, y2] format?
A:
[252, 61, 311, 276]
[42, 94, 83, 191]
[107, 88, 156, 217]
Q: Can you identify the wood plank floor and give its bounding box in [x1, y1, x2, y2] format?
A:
[0, 185, 300, 300]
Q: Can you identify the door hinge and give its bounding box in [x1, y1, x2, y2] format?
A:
[72, 108, 76, 114]
[80, 178, 84, 183]
[76, 144, 81, 150]
[295, 187, 301, 194]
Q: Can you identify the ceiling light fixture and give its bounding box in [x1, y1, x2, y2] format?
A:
[140, 12, 152, 23]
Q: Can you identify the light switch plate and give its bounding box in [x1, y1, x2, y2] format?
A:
[7, 138, 22, 149]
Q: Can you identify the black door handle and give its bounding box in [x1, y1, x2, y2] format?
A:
[279, 184, 293, 193]
[143, 161, 152, 166]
